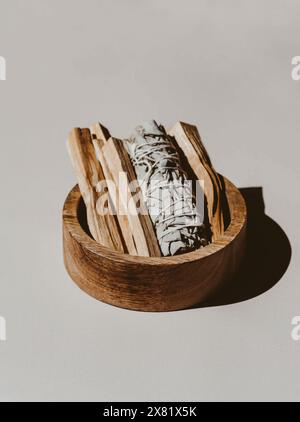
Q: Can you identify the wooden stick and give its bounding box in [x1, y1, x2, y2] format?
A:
[93, 136, 161, 257]
[168, 122, 226, 241]
[90, 122, 111, 144]
[67, 128, 125, 252]
[92, 138, 137, 255]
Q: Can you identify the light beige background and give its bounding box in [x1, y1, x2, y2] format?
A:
[0, 0, 299, 401]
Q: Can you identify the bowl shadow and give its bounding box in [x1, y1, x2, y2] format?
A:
[192, 187, 292, 308]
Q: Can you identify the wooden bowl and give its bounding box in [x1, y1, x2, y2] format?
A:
[63, 177, 247, 312]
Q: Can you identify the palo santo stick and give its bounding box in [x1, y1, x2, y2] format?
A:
[93, 137, 161, 257]
[90, 122, 111, 144]
[92, 138, 137, 255]
[169, 122, 226, 241]
[67, 128, 125, 252]
[90, 122, 131, 250]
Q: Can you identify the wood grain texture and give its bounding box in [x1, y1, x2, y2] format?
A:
[169, 122, 226, 241]
[94, 136, 161, 257]
[63, 177, 247, 312]
[90, 122, 111, 144]
[67, 128, 124, 252]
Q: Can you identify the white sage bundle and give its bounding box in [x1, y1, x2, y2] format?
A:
[125, 120, 208, 256]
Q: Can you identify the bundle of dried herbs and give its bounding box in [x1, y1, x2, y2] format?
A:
[125, 120, 208, 256]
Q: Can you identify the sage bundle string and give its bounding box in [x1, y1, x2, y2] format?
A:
[125, 120, 208, 256]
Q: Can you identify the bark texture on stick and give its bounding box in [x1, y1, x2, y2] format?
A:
[67, 128, 124, 252]
[169, 122, 227, 241]
[93, 136, 161, 257]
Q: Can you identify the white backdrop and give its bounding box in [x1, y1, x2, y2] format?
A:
[0, 0, 299, 401]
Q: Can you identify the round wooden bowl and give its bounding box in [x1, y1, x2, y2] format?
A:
[63, 177, 247, 312]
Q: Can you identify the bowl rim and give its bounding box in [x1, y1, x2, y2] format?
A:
[63, 176, 247, 266]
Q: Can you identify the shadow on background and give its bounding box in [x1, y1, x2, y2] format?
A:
[195, 187, 292, 308]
